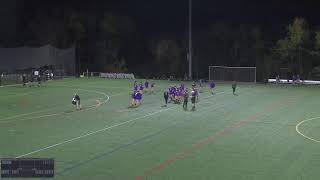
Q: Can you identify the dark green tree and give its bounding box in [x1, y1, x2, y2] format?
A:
[98, 13, 136, 72]
[274, 17, 311, 75]
[151, 39, 183, 76]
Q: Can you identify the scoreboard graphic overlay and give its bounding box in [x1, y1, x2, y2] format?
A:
[1, 158, 54, 178]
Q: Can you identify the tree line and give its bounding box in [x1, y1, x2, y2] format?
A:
[2, 6, 320, 81]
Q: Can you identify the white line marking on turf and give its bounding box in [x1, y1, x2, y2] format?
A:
[0, 109, 54, 121]
[0, 83, 21, 88]
[53, 84, 125, 89]
[0, 92, 33, 99]
[15, 91, 228, 158]
[296, 116, 320, 143]
[15, 108, 172, 158]
[0, 89, 114, 124]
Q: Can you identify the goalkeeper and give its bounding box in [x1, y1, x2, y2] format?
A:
[72, 93, 81, 110]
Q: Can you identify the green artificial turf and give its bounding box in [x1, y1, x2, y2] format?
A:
[0, 78, 320, 180]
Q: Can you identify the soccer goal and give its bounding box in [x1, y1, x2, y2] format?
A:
[209, 66, 256, 83]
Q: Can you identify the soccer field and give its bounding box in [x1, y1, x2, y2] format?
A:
[0, 78, 320, 180]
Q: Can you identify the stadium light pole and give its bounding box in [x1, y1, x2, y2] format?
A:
[188, 0, 192, 80]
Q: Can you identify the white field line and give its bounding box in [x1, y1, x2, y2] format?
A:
[0, 82, 126, 122]
[0, 96, 104, 122]
[15, 91, 228, 158]
[0, 92, 34, 99]
[0, 90, 120, 124]
[296, 116, 320, 143]
[53, 84, 126, 89]
[0, 83, 21, 88]
[0, 109, 55, 121]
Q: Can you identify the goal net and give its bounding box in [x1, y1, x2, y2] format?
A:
[209, 66, 256, 83]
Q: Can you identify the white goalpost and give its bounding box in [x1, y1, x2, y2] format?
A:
[209, 66, 256, 83]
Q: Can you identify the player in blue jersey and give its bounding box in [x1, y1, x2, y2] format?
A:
[134, 84, 138, 91]
[129, 90, 142, 107]
[168, 86, 175, 103]
[174, 88, 182, 104]
[135, 91, 142, 106]
[209, 81, 216, 95]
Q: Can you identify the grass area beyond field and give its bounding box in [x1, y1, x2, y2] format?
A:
[0, 78, 320, 180]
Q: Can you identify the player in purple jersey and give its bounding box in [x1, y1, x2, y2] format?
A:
[135, 91, 142, 106]
[174, 89, 181, 104]
[134, 84, 138, 91]
[168, 86, 175, 102]
[178, 88, 183, 103]
[209, 81, 216, 95]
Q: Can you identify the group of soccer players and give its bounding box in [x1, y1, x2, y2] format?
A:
[163, 82, 201, 111]
[129, 80, 155, 108]
[71, 78, 237, 111]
